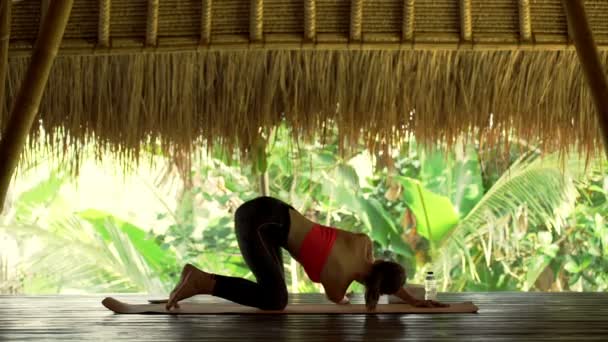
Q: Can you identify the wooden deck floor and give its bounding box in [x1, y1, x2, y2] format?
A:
[1, 292, 607, 341]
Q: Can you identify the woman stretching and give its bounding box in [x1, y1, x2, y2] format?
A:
[166, 196, 447, 311]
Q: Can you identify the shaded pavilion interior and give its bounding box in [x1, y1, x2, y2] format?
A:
[1, 0, 608, 341]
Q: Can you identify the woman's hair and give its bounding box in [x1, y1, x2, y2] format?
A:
[364, 260, 406, 310]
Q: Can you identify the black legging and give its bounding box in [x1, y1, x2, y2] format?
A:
[211, 196, 293, 310]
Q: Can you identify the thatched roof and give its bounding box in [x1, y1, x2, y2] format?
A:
[3, 0, 608, 162]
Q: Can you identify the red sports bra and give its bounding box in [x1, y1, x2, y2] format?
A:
[298, 224, 338, 283]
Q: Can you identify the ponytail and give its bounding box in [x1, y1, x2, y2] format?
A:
[364, 268, 382, 310]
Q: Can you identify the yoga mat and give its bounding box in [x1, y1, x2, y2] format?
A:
[102, 297, 478, 315]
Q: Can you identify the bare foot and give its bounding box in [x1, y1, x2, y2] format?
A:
[166, 264, 216, 310]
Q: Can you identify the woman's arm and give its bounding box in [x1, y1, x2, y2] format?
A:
[394, 287, 449, 307]
[394, 287, 419, 305]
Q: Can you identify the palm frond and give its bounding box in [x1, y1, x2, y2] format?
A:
[436, 152, 579, 288]
[0, 214, 166, 294]
[458, 152, 577, 237]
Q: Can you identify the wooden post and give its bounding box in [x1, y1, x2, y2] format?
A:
[0, 0, 75, 210]
[562, 0, 608, 157]
[0, 0, 11, 114]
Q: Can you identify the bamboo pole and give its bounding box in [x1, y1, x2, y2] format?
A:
[402, 0, 415, 42]
[518, 0, 532, 42]
[40, 0, 50, 28]
[200, 0, 212, 45]
[0, 0, 11, 114]
[562, 0, 608, 157]
[0, 0, 75, 211]
[146, 0, 159, 46]
[350, 0, 363, 42]
[304, 0, 316, 42]
[98, 0, 110, 47]
[250, 0, 263, 42]
[460, 0, 472, 42]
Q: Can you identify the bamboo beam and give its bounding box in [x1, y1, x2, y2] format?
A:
[8, 34, 608, 57]
[146, 0, 159, 46]
[0, 0, 75, 210]
[250, 0, 263, 42]
[518, 0, 532, 42]
[0, 0, 11, 115]
[402, 0, 415, 42]
[562, 0, 608, 157]
[304, 0, 316, 42]
[200, 0, 212, 45]
[459, 0, 472, 42]
[98, 0, 110, 47]
[350, 0, 363, 42]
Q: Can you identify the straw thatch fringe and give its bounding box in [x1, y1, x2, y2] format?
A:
[1, 50, 606, 169]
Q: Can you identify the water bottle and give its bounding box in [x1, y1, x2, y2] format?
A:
[424, 272, 437, 301]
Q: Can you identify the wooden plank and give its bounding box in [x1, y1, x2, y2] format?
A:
[1, 293, 608, 341]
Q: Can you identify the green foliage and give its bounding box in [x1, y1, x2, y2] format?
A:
[398, 176, 459, 244]
[418, 145, 484, 217]
[437, 151, 579, 291]
[2, 129, 607, 296]
[78, 209, 179, 285]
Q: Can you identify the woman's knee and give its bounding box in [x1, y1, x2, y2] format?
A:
[259, 289, 288, 311]
[235, 197, 265, 221]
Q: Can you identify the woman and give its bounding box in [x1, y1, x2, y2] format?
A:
[166, 196, 447, 311]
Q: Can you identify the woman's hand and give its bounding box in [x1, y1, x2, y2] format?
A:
[411, 299, 449, 308]
[394, 287, 450, 308]
[338, 296, 350, 305]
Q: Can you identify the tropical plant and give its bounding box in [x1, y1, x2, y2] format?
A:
[2, 129, 607, 296]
